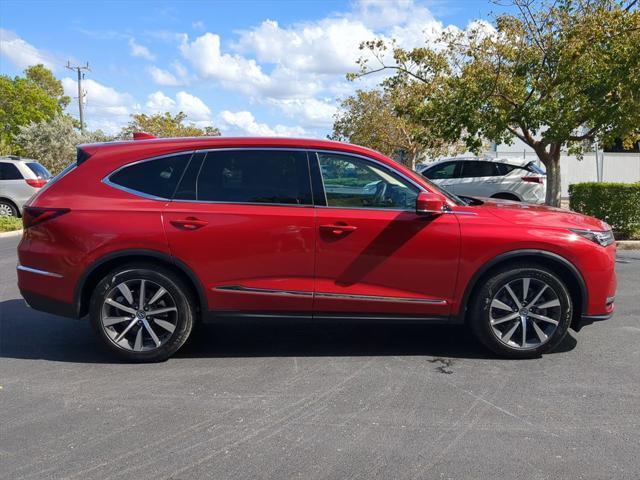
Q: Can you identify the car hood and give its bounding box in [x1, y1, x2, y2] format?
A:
[472, 197, 609, 231]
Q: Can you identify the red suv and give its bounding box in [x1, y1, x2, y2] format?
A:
[17, 136, 616, 361]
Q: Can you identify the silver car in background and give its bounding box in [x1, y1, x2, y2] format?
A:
[0, 156, 51, 216]
[417, 157, 546, 203]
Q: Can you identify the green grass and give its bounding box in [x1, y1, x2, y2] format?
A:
[0, 216, 23, 232]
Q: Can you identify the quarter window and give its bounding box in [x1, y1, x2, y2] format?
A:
[108, 153, 191, 199]
[0, 163, 23, 180]
[174, 150, 312, 205]
[318, 153, 418, 209]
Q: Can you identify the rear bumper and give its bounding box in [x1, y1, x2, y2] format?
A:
[20, 289, 78, 318]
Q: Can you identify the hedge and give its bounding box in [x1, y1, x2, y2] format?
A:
[0, 216, 23, 232]
[569, 182, 640, 237]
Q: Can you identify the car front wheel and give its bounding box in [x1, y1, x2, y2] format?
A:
[469, 265, 572, 358]
[89, 264, 195, 362]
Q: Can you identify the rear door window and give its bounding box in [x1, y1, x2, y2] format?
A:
[108, 153, 192, 199]
[460, 161, 500, 178]
[174, 149, 312, 205]
[0, 162, 23, 180]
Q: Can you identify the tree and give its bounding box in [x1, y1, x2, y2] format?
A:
[0, 73, 62, 153]
[15, 116, 113, 174]
[24, 64, 70, 109]
[353, 0, 640, 206]
[119, 112, 220, 139]
[330, 89, 464, 169]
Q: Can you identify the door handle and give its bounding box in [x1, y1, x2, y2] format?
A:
[320, 224, 357, 235]
[170, 217, 208, 230]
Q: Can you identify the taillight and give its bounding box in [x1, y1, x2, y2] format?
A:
[25, 178, 47, 188]
[22, 207, 70, 229]
[521, 176, 543, 184]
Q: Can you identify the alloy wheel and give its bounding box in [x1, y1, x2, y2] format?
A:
[489, 277, 561, 350]
[101, 279, 178, 352]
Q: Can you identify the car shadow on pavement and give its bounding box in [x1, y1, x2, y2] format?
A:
[0, 298, 577, 363]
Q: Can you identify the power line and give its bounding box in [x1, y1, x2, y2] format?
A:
[66, 61, 90, 133]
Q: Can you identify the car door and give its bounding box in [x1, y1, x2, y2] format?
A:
[163, 149, 316, 314]
[456, 161, 502, 197]
[312, 152, 460, 318]
[421, 161, 461, 195]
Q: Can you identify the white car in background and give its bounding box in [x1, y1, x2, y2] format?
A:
[417, 157, 546, 203]
[0, 156, 51, 216]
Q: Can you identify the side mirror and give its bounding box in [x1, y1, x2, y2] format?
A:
[416, 192, 445, 216]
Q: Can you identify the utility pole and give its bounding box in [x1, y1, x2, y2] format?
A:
[66, 61, 90, 132]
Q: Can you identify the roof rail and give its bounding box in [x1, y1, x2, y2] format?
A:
[133, 132, 156, 140]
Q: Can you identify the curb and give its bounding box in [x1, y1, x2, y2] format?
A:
[0, 229, 23, 238]
[617, 240, 640, 250]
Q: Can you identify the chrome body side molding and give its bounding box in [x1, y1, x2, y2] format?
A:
[214, 285, 447, 305]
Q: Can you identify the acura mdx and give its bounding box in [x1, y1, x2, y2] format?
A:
[17, 136, 616, 361]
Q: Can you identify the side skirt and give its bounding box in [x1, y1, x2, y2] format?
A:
[204, 311, 452, 324]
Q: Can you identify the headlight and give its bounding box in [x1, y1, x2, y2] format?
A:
[570, 228, 615, 247]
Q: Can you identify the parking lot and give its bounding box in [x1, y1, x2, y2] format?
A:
[1, 233, 639, 479]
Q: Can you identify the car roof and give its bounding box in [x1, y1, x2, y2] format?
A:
[80, 136, 380, 156]
[79, 136, 395, 169]
[0, 156, 38, 163]
[419, 156, 529, 169]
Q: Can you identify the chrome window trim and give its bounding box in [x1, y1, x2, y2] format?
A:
[102, 151, 195, 201]
[100, 146, 471, 214]
[17, 264, 63, 278]
[215, 284, 447, 305]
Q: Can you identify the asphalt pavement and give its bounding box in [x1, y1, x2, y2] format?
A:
[1, 233, 639, 479]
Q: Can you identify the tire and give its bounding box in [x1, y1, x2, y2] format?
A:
[469, 264, 572, 358]
[0, 200, 18, 217]
[89, 263, 196, 362]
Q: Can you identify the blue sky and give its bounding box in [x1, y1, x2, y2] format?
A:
[1, 0, 508, 137]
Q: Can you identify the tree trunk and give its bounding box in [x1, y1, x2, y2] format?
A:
[407, 150, 418, 171]
[537, 145, 562, 207]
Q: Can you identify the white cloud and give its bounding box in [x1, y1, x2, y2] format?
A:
[179, 33, 323, 99]
[148, 65, 185, 86]
[218, 110, 306, 137]
[128, 38, 155, 61]
[233, 18, 376, 76]
[0, 29, 55, 70]
[268, 98, 337, 128]
[145, 90, 211, 121]
[192, 21, 205, 31]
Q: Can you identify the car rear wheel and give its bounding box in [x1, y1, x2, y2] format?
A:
[469, 265, 572, 358]
[0, 200, 18, 217]
[89, 264, 195, 362]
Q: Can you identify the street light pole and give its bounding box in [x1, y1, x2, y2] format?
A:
[66, 61, 90, 133]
